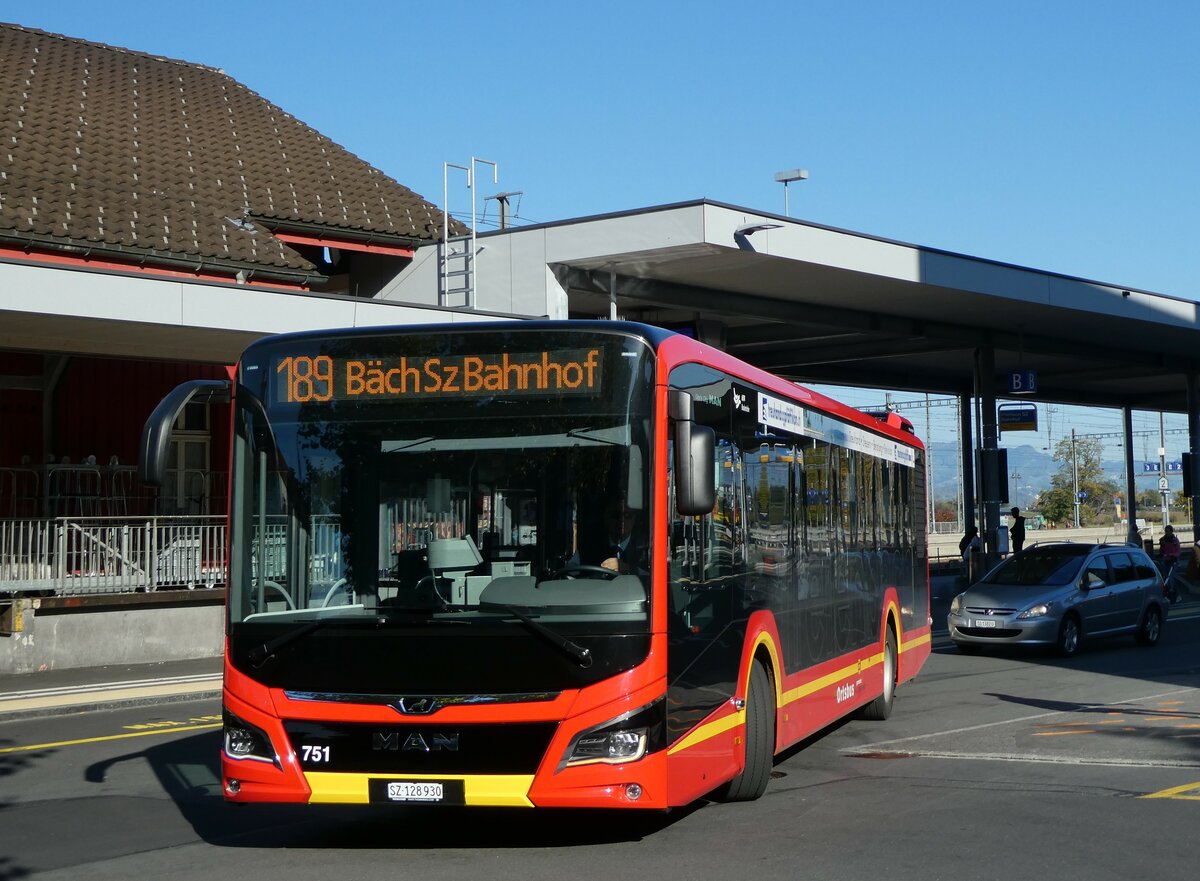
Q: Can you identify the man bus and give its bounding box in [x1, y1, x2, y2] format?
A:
[139, 320, 930, 809]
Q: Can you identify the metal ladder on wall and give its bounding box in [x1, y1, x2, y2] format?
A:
[440, 158, 497, 309]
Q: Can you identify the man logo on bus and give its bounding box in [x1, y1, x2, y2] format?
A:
[392, 697, 440, 715]
[373, 732, 460, 752]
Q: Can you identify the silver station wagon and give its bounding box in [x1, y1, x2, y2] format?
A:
[948, 543, 1168, 657]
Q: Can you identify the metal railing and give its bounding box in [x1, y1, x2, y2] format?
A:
[0, 515, 227, 596]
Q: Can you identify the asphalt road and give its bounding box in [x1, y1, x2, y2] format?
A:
[3, 614, 1199, 881]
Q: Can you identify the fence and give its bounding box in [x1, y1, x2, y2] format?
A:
[0, 515, 227, 596]
[0, 466, 228, 519]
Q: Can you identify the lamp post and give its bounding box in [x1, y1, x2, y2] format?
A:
[774, 169, 809, 216]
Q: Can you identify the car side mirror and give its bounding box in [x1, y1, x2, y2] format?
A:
[1082, 572, 1105, 590]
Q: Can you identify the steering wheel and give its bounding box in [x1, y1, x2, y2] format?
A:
[551, 564, 619, 581]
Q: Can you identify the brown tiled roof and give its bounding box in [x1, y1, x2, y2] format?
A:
[0, 23, 454, 279]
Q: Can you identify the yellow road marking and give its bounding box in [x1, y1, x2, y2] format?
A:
[0, 722, 220, 754]
[1141, 781, 1200, 800]
[1032, 730, 1095, 737]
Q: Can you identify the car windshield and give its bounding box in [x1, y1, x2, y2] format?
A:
[981, 545, 1089, 586]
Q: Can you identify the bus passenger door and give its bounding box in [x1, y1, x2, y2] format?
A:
[666, 437, 743, 746]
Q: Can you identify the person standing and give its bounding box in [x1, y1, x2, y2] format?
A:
[1009, 507, 1027, 554]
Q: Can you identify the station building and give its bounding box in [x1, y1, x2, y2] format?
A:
[3, 22, 1199, 671]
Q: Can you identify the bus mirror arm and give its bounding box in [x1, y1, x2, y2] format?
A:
[670, 390, 716, 516]
[138, 379, 232, 486]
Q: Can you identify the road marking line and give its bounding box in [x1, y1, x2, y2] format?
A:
[846, 687, 1196, 753]
[853, 750, 1200, 769]
[0, 722, 220, 754]
[1032, 730, 1095, 737]
[1141, 781, 1200, 800]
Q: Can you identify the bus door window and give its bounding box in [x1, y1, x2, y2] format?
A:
[798, 436, 837, 667]
[742, 442, 801, 673]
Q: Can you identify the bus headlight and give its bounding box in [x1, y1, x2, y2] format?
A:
[567, 729, 647, 765]
[559, 698, 664, 771]
[223, 709, 279, 766]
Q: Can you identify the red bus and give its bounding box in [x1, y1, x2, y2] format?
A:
[140, 320, 930, 809]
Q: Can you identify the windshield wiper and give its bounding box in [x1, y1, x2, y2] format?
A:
[489, 604, 593, 668]
[566, 426, 627, 447]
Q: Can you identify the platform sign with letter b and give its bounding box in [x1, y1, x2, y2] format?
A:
[1008, 370, 1037, 395]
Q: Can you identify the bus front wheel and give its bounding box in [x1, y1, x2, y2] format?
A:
[716, 660, 775, 802]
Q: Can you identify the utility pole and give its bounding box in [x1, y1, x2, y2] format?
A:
[925, 393, 934, 532]
[1071, 428, 1081, 528]
[485, 190, 523, 230]
[1159, 411, 1169, 525]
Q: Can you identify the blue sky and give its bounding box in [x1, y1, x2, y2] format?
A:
[13, 1, 1199, 298]
[9, 1, 1199, 494]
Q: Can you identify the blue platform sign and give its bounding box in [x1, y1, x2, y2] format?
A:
[1167, 460, 1183, 473]
[1144, 461, 1161, 473]
[1008, 370, 1037, 395]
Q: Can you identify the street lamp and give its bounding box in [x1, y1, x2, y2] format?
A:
[774, 168, 809, 216]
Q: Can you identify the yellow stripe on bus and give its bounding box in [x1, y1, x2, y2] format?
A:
[666, 709, 746, 756]
[666, 627, 928, 755]
[303, 772, 535, 807]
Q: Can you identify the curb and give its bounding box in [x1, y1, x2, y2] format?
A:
[0, 674, 222, 721]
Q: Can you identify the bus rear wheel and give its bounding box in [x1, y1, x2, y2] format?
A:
[716, 660, 775, 802]
[860, 627, 897, 721]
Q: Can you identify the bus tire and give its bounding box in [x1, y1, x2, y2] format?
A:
[859, 627, 897, 721]
[717, 660, 774, 802]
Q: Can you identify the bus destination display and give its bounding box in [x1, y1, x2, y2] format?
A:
[274, 348, 603, 404]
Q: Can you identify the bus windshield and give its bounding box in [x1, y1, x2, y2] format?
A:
[227, 328, 654, 641]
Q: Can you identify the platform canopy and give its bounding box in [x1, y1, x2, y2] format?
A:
[463, 200, 1200, 413]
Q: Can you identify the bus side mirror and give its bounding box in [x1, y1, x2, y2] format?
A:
[670, 390, 715, 516]
[138, 379, 232, 486]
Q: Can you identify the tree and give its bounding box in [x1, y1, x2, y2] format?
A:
[1037, 436, 1120, 526]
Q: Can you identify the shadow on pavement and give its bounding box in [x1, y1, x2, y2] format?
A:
[85, 731, 696, 849]
[1, 737, 51, 880]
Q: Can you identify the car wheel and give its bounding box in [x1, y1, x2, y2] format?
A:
[860, 628, 897, 720]
[1135, 606, 1162, 647]
[1055, 614, 1081, 657]
[716, 660, 774, 802]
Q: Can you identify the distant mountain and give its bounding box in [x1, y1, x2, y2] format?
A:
[927, 442, 1182, 509]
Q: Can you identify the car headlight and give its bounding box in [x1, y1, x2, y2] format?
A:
[949, 594, 964, 615]
[559, 698, 664, 771]
[1017, 603, 1051, 620]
